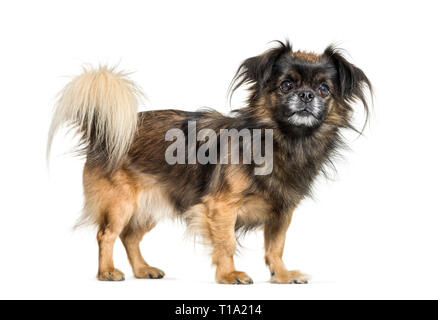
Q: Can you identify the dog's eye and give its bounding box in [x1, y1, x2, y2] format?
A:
[318, 84, 330, 97]
[280, 80, 293, 93]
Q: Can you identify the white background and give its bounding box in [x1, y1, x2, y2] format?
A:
[0, 0, 437, 299]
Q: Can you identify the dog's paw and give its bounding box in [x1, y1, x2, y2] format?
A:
[270, 270, 310, 284]
[217, 271, 254, 285]
[134, 266, 165, 279]
[97, 268, 125, 281]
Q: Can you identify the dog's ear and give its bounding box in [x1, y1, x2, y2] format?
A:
[324, 46, 372, 131]
[324, 46, 372, 101]
[229, 41, 292, 103]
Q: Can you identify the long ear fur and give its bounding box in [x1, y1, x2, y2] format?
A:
[324, 46, 373, 132]
[228, 40, 292, 104]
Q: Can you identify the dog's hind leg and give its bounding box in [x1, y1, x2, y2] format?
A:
[83, 164, 139, 281]
[96, 201, 137, 281]
[120, 224, 165, 279]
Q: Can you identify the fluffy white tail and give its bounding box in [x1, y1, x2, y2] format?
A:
[47, 65, 144, 170]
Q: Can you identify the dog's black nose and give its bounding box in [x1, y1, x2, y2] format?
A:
[299, 91, 314, 103]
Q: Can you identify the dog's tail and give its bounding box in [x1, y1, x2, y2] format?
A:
[47, 65, 144, 171]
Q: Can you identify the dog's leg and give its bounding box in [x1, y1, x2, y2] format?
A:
[264, 212, 310, 284]
[96, 204, 135, 281]
[205, 200, 253, 285]
[83, 164, 142, 281]
[120, 224, 165, 279]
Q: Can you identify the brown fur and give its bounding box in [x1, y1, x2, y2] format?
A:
[292, 51, 321, 63]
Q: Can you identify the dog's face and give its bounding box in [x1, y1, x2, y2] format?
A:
[270, 53, 336, 129]
[231, 42, 371, 134]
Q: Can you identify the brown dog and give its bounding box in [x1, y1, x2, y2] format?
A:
[48, 41, 371, 284]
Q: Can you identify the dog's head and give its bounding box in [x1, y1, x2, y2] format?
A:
[230, 41, 372, 134]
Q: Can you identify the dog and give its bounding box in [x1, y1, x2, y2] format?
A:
[47, 41, 371, 284]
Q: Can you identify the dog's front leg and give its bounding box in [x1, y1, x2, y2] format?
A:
[264, 211, 310, 284]
[205, 199, 253, 285]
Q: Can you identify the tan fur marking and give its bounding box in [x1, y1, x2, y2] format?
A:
[120, 225, 165, 279]
[292, 51, 321, 63]
[227, 167, 251, 194]
[237, 196, 272, 227]
[204, 195, 253, 284]
[190, 168, 257, 284]
[83, 164, 169, 281]
[82, 164, 139, 226]
[83, 165, 139, 280]
[264, 210, 309, 284]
